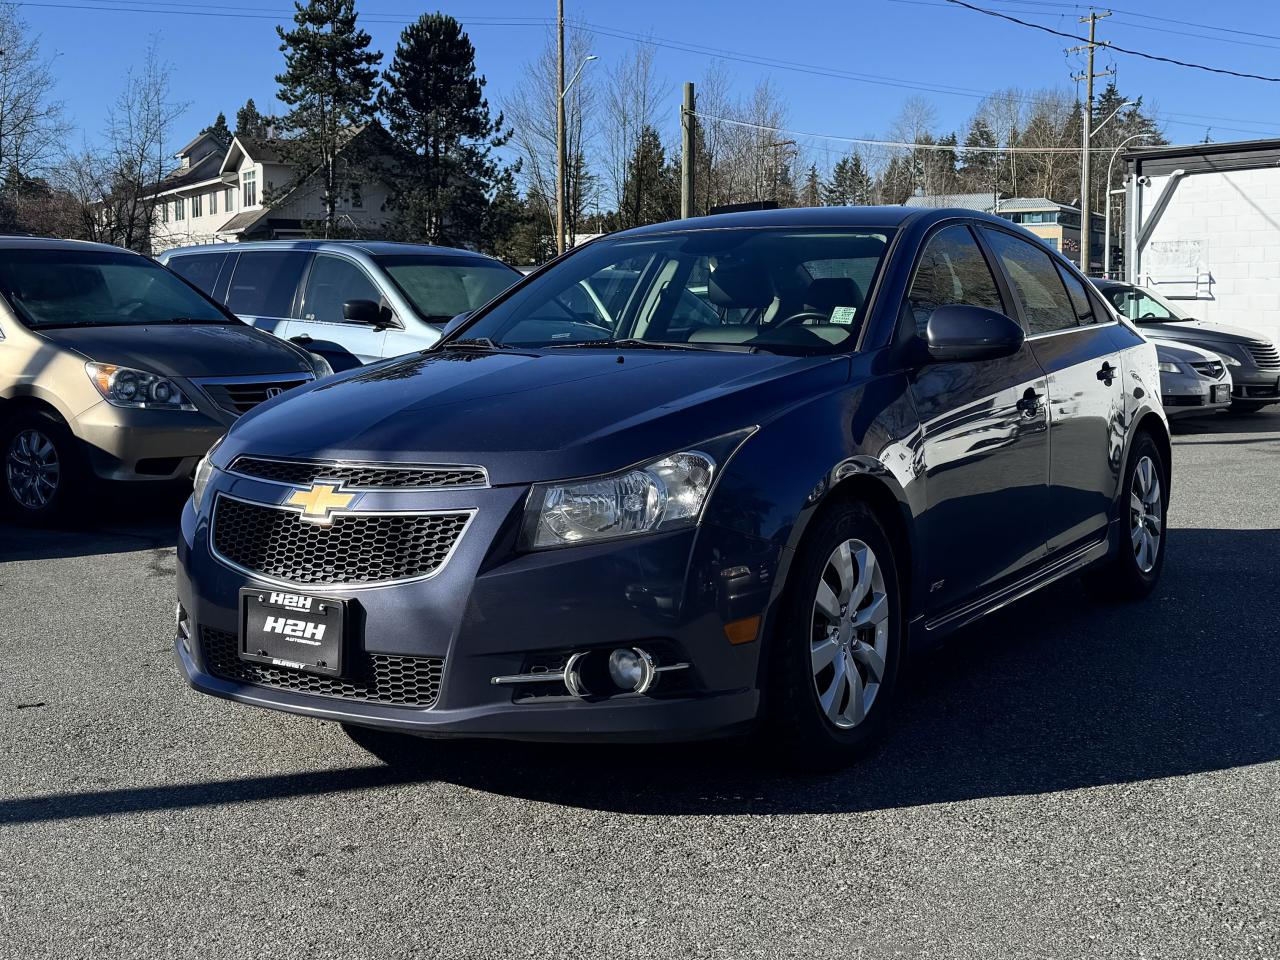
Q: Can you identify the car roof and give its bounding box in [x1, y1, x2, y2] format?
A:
[161, 239, 509, 264]
[0, 236, 144, 256]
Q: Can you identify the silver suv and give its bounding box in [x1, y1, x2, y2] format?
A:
[159, 241, 521, 370]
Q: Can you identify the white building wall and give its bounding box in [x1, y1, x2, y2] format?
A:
[1134, 166, 1280, 344]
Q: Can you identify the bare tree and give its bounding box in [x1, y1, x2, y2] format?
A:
[504, 24, 597, 245]
[602, 41, 668, 214]
[0, 3, 66, 183]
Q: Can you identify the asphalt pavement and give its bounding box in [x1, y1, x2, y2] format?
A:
[1, 409, 1278, 959]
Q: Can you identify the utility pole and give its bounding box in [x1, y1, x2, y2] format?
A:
[555, 0, 566, 256]
[681, 82, 696, 219]
[1070, 9, 1112, 274]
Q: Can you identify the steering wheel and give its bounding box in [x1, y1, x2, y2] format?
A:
[1139, 312, 1159, 320]
[773, 310, 832, 329]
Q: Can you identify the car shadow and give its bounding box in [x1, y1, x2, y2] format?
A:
[3, 526, 1275, 824]
[0, 481, 185, 563]
[1171, 408, 1279, 437]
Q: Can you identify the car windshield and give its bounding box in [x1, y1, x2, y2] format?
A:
[1102, 282, 1190, 323]
[0, 248, 233, 329]
[374, 254, 520, 323]
[452, 227, 894, 353]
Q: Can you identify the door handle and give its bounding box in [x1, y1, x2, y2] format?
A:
[1096, 361, 1117, 385]
[290, 334, 313, 345]
[1017, 387, 1043, 418]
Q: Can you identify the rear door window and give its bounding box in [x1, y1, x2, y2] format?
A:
[167, 253, 228, 297]
[301, 255, 382, 324]
[1055, 262, 1096, 325]
[981, 229, 1078, 335]
[225, 251, 308, 318]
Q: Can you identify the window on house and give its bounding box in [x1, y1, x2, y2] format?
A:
[350, 186, 363, 209]
[242, 169, 257, 207]
[191, 193, 202, 218]
[210, 190, 218, 216]
[160, 202, 168, 224]
[174, 198, 184, 220]
[224, 186, 235, 212]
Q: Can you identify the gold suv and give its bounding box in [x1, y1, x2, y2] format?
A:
[0, 238, 327, 525]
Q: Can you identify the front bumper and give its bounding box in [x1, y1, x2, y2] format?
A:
[1159, 369, 1231, 418]
[1230, 367, 1280, 401]
[175, 478, 777, 743]
[74, 400, 228, 482]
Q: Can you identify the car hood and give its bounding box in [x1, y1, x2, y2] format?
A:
[1152, 339, 1221, 363]
[1137, 319, 1263, 344]
[37, 323, 311, 378]
[222, 348, 850, 484]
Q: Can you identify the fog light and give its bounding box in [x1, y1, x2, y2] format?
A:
[608, 647, 655, 694]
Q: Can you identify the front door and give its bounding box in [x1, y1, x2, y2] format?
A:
[293, 254, 389, 369]
[905, 223, 1051, 617]
[980, 227, 1125, 554]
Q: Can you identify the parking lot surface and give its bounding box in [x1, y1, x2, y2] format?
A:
[2, 410, 1278, 959]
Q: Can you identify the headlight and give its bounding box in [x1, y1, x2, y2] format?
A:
[85, 362, 195, 410]
[524, 430, 754, 549]
[307, 352, 333, 379]
[192, 436, 223, 513]
[1157, 361, 1180, 374]
[1222, 353, 1242, 367]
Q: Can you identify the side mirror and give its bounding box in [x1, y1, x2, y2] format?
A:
[440, 312, 471, 337]
[343, 299, 384, 327]
[925, 304, 1025, 362]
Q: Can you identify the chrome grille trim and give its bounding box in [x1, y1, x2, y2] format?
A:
[209, 493, 476, 590]
[228, 455, 489, 491]
[193, 372, 314, 416]
[1247, 341, 1280, 369]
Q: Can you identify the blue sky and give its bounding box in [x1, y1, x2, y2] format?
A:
[23, 0, 1280, 160]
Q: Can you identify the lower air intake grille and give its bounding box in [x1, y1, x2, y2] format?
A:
[230, 456, 487, 489]
[1162, 394, 1203, 407]
[201, 627, 443, 707]
[212, 496, 471, 586]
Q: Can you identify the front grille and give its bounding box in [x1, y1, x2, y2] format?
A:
[1189, 360, 1225, 380]
[1248, 341, 1280, 369]
[230, 456, 487, 490]
[198, 377, 311, 415]
[201, 627, 443, 706]
[1162, 394, 1203, 407]
[212, 496, 471, 586]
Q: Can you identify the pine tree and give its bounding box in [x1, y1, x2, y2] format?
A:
[377, 13, 511, 247]
[201, 112, 232, 145]
[959, 118, 999, 194]
[234, 98, 270, 139]
[824, 153, 872, 206]
[274, 0, 382, 237]
[619, 125, 677, 229]
[800, 163, 821, 207]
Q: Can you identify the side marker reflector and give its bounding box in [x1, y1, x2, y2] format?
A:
[724, 615, 760, 646]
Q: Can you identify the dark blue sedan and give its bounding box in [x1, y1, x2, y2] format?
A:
[176, 206, 1169, 767]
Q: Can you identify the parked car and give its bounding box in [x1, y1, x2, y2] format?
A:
[158, 241, 521, 371]
[1090, 278, 1280, 412]
[0, 237, 327, 525]
[176, 207, 1169, 768]
[1153, 341, 1232, 418]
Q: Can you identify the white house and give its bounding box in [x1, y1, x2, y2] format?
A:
[1124, 138, 1280, 344]
[148, 126, 395, 254]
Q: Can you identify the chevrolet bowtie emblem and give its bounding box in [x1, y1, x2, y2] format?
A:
[286, 482, 355, 524]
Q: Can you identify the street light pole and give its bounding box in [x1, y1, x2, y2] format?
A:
[1103, 132, 1152, 278]
[555, 40, 597, 256]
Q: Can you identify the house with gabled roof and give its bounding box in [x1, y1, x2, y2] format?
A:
[146, 124, 395, 254]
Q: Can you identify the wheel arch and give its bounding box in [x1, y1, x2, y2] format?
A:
[0, 386, 77, 432]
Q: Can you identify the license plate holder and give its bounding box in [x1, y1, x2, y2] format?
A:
[1212, 383, 1229, 403]
[239, 588, 348, 677]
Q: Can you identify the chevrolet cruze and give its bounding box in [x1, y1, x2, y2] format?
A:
[176, 207, 1170, 767]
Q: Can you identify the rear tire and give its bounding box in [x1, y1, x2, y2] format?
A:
[1087, 431, 1168, 600]
[765, 500, 904, 771]
[0, 409, 88, 527]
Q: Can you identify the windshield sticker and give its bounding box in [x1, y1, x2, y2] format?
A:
[830, 306, 857, 325]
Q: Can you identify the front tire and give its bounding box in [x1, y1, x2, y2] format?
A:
[765, 501, 904, 770]
[1, 409, 87, 526]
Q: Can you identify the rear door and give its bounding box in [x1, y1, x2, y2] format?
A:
[223, 250, 310, 339]
[979, 227, 1125, 554]
[293, 254, 391, 369]
[905, 223, 1051, 617]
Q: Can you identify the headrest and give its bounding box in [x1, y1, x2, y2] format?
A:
[707, 262, 774, 308]
[804, 277, 862, 313]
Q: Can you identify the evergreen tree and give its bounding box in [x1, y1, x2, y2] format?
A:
[619, 125, 677, 229]
[959, 117, 999, 194]
[200, 112, 232, 145]
[823, 153, 872, 206]
[234, 98, 270, 139]
[274, 0, 382, 237]
[800, 163, 821, 207]
[378, 13, 511, 247]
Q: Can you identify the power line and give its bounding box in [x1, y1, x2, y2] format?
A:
[944, 0, 1280, 82]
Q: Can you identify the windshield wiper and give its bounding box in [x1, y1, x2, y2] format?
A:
[442, 336, 506, 350]
[545, 338, 705, 351]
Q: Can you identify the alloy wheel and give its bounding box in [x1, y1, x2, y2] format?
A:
[810, 538, 890, 730]
[6, 428, 60, 510]
[1130, 454, 1163, 574]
